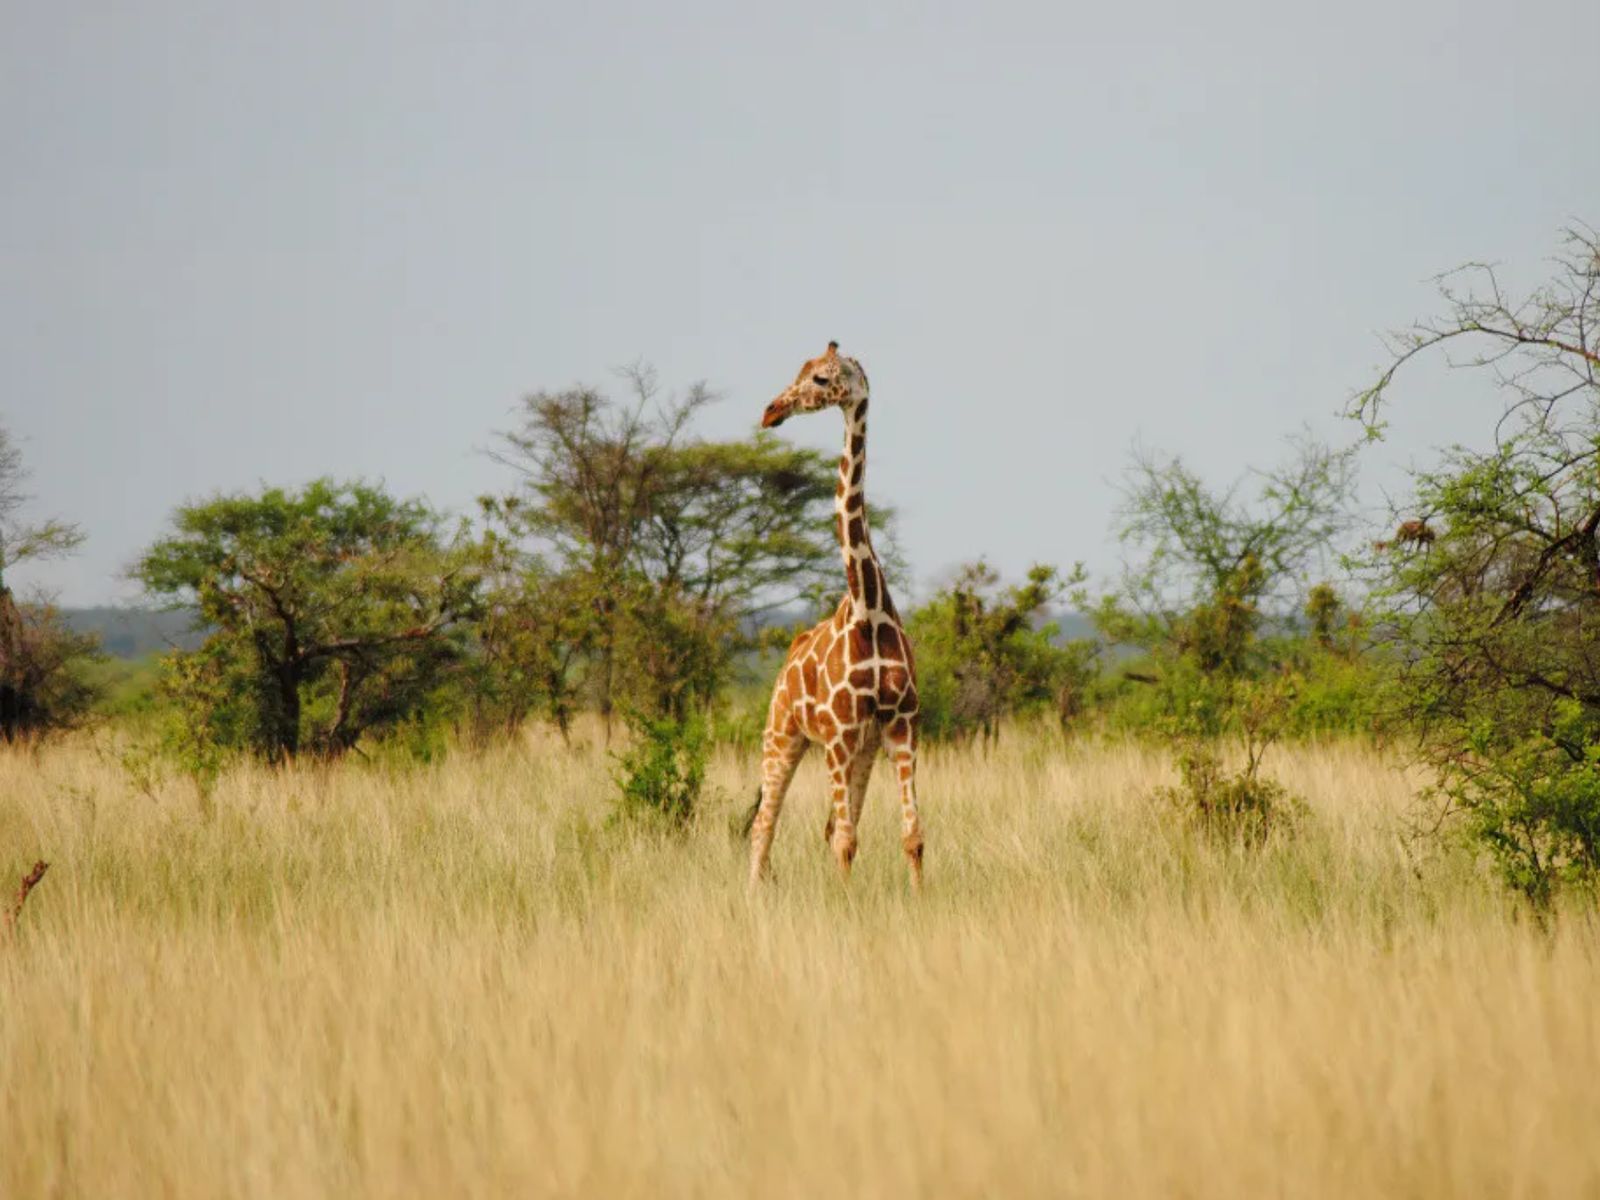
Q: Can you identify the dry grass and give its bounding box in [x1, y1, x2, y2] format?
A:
[2, 726, 1598, 1198]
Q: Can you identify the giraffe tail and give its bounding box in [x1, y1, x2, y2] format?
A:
[737, 786, 762, 840]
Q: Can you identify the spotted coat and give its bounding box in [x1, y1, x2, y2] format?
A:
[748, 343, 924, 887]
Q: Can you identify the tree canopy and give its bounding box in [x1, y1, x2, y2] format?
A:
[481, 368, 856, 727]
[136, 479, 481, 759]
[1354, 224, 1600, 903]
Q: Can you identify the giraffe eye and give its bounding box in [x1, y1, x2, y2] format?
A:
[812, 375, 830, 386]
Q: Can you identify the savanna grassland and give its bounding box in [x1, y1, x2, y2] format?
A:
[3, 729, 1598, 1199]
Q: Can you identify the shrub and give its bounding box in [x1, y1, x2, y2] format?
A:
[610, 711, 707, 830]
[1150, 674, 1306, 844]
[1427, 706, 1600, 909]
[908, 561, 1097, 743]
[1155, 740, 1303, 844]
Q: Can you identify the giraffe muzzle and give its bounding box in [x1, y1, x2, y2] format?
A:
[760, 401, 790, 429]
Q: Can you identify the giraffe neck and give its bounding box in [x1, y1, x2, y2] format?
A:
[837, 399, 891, 623]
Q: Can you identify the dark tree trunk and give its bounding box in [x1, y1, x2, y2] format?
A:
[0, 587, 24, 743]
[598, 634, 615, 743]
[255, 623, 302, 760]
[276, 663, 301, 758]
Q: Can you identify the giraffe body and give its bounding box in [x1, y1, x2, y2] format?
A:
[748, 343, 924, 888]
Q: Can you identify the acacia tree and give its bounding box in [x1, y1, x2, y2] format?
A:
[1096, 436, 1357, 720]
[487, 366, 709, 732]
[0, 423, 100, 740]
[1353, 224, 1600, 904]
[908, 561, 1096, 742]
[468, 519, 593, 743]
[485, 365, 849, 727]
[634, 438, 842, 616]
[136, 479, 482, 760]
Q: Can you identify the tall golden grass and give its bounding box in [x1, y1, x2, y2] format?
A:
[2, 726, 1597, 1198]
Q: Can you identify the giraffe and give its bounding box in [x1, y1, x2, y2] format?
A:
[746, 342, 925, 888]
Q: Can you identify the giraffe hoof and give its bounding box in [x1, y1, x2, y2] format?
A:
[747, 864, 775, 891]
[830, 828, 857, 876]
[903, 834, 925, 888]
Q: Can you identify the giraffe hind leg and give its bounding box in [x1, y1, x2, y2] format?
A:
[748, 723, 808, 888]
[739, 785, 762, 839]
[847, 725, 881, 830]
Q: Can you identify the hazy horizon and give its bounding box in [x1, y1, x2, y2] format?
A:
[5, 0, 1597, 606]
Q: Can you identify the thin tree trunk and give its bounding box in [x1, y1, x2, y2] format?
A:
[599, 634, 615, 744]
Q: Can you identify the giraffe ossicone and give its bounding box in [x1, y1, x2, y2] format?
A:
[747, 342, 925, 888]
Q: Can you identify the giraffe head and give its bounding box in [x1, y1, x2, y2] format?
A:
[760, 341, 870, 429]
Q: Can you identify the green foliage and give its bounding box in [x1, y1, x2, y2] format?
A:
[908, 561, 1098, 742]
[1427, 708, 1600, 908]
[1354, 223, 1600, 905]
[467, 537, 592, 743]
[1151, 674, 1306, 843]
[1110, 436, 1356, 637]
[484, 366, 862, 728]
[1091, 436, 1372, 740]
[1280, 651, 1382, 737]
[638, 436, 847, 616]
[1099, 639, 1381, 741]
[81, 654, 164, 720]
[1155, 741, 1304, 844]
[1304, 583, 1342, 650]
[609, 710, 707, 830]
[1098, 652, 1240, 738]
[613, 579, 734, 722]
[135, 479, 481, 760]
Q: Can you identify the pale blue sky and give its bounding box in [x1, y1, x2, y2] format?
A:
[4, 0, 1596, 604]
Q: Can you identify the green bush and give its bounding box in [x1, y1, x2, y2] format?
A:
[1282, 650, 1382, 738]
[1096, 641, 1383, 741]
[908, 561, 1097, 743]
[1431, 706, 1600, 909]
[610, 711, 707, 831]
[1096, 654, 1236, 738]
[1155, 740, 1304, 844]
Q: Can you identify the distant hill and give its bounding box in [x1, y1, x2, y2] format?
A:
[62, 607, 206, 659]
[754, 600, 1102, 643]
[1051, 611, 1099, 643]
[61, 605, 1104, 663]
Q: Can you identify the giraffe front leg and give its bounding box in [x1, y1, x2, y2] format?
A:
[749, 721, 808, 889]
[882, 716, 924, 889]
[823, 726, 878, 847]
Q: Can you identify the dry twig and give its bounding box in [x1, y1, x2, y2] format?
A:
[5, 860, 49, 938]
